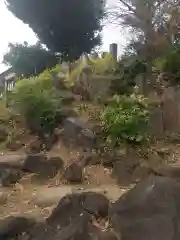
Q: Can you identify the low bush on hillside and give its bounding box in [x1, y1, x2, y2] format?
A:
[10, 72, 62, 138]
[159, 45, 180, 84]
[100, 94, 149, 145]
[89, 53, 117, 75]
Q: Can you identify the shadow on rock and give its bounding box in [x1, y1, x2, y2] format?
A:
[27, 192, 111, 240]
[109, 176, 180, 240]
[23, 154, 64, 180]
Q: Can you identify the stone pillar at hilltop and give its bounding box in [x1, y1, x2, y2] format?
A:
[109, 43, 118, 60]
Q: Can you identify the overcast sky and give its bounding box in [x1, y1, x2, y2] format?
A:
[0, 0, 127, 73]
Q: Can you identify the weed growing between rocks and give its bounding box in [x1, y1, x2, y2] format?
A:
[100, 93, 150, 145]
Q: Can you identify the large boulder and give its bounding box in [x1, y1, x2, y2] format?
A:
[63, 117, 97, 149]
[29, 219, 102, 240]
[112, 157, 140, 185]
[0, 155, 25, 169]
[23, 154, 63, 179]
[47, 192, 109, 225]
[153, 164, 180, 178]
[64, 163, 83, 183]
[0, 168, 23, 187]
[79, 152, 100, 167]
[29, 192, 109, 240]
[110, 176, 180, 240]
[0, 216, 35, 239]
[0, 155, 25, 186]
[82, 192, 109, 218]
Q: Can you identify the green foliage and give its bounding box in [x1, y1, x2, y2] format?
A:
[89, 53, 117, 75]
[110, 56, 147, 95]
[100, 94, 149, 144]
[50, 64, 61, 74]
[3, 42, 58, 77]
[0, 101, 11, 123]
[10, 72, 62, 136]
[160, 45, 180, 84]
[66, 54, 118, 88]
[65, 60, 84, 87]
[6, 0, 105, 61]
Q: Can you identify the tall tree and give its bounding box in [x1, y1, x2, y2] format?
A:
[3, 42, 58, 77]
[5, 0, 105, 61]
[111, 0, 180, 81]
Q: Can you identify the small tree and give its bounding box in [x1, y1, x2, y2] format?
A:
[3, 42, 58, 77]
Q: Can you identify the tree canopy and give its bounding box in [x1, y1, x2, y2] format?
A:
[3, 42, 58, 77]
[110, 0, 180, 80]
[5, 0, 105, 61]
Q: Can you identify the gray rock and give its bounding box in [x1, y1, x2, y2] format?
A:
[153, 164, 180, 178]
[110, 176, 180, 240]
[63, 117, 97, 150]
[64, 163, 83, 183]
[113, 158, 139, 185]
[23, 154, 63, 179]
[0, 216, 36, 239]
[0, 155, 25, 169]
[79, 152, 99, 167]
[98, 231, 118, 240]
[48, 156, 64, 170]
[59, 91, 74, 105]
[23, 154, 48, 174]
[42, 133, 59, 151]
[0, 127, 7, 142]
[47, 192, 109, 225]
[26, 137, 42, 154]
[0, 168, 23, 187]
[51, 72, 67, 90]
[82, 191, 109, 217]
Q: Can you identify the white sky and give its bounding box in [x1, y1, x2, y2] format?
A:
[0, 0, 127, 73]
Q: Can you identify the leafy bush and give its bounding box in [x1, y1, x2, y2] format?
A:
[161, 45, 180, 84]
[65, 53, 118, 88]
[100, 94, 149, 144]
[110, 55, 147, 95]
[89, 53, 117, 75]
[65, 60, 84, 88]
[0, 100, 11, 123]
[11, 72, 62, 137]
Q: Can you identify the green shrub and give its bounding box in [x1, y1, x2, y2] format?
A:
[100, 94, 149, 144]
[89, 53, 117, 75]
[65, 60, 84, 87]
[50, 64, 61, 74]
[110, 56, 146, 95]
[161, 45, 180, 84]
[65, 53, 118, 88]
[11, 72, 62, 137]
